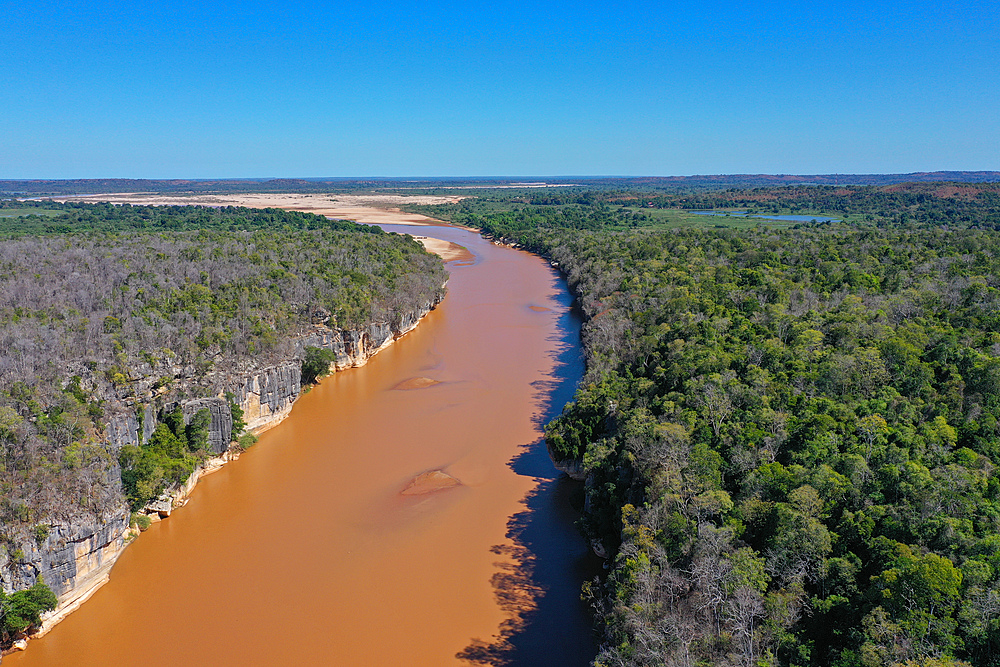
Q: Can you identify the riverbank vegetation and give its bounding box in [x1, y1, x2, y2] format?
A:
[428, 183, 1000, 666]
[0, 203, 445, 548]
[0, 579, 58, 640]
[401, 180, 1000, 232]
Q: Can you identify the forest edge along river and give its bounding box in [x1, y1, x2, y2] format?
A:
[6, 202, 599, 665]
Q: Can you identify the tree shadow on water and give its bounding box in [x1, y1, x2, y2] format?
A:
[457, 471, 602, 666]
[458, 269, 598, 665]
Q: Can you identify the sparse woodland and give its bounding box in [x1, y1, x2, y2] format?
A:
[438, 184, 1000, 667]
[0, 204, 445, 584]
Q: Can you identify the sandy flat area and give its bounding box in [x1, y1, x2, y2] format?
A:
[412, 236, 474, 262]
[54, 191, 477, 260]
[400, 469, 462, 495]
[52, 192, 464, 226]
[392, 377, 443, 390]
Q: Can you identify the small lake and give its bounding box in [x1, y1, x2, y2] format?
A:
[690, 211, 841, 223]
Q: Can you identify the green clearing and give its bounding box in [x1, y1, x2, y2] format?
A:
[0, 208, 64, 218]
[616, 206, 795, 229]
[400, 197, 853, 232]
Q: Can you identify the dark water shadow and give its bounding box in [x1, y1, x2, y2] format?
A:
[458, 269, 601, 666]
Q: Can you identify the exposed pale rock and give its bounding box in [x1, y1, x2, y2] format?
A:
[147, 496, 173, 517]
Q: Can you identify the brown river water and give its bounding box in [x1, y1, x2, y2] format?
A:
[9, 223, 598, 666]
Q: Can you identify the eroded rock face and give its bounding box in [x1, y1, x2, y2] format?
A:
[0, 515, 129, 599]
[546, 440, 588, 482]
[147, 496, 173, 517]
[183, 398, 233, 455]
[105, 403, 157, 453]
[6, 298, 443, 610]
[229, 362, 301, 434]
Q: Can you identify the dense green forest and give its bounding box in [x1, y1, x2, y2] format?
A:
[0, 204, 445, 579]
[424, 185, 1000, 667]
[0, 199, 379, 235]
[400, 181, 1000, 232]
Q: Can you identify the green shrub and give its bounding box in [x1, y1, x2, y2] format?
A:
[301, 346, 337, 385]
[0, 579, 58, 638]
[227, 394, 246, 436]
[130, 513, 152, 531]
[32, 525, 49, 546]
[119, 423, 198, 510]
[185, 408, 211, 452]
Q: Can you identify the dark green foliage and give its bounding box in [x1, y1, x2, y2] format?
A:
[229, 397, 246, 439]
[129, 512, 152, 531]
[119, 423, 198, 510]
[0, 579, 58, 639]
[411, 181, 1000, 236]
[162, 406, 188, 449]
[452, 194, 1000, 666]
[31, 525, 49, 546]
[0, 201, 381, 237]
[301, 346, 338, 385]
[185, 408, 211, 452]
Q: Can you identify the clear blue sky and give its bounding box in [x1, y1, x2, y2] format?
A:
[3, 0, 998, 178]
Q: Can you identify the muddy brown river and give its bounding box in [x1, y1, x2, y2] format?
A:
[8, 223, 598, 666]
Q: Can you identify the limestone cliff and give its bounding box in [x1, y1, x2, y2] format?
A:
[0, 516, 129, 602]
[2, 296, 442, 637]
[229, 362, 300, 434]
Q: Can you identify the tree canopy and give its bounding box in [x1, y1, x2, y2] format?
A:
[438, 185, 1000, 666]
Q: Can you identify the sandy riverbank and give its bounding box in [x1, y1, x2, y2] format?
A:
[413, 236, 474, 263]
[51, 192, 464, 226]
[53, 191, 477, 263]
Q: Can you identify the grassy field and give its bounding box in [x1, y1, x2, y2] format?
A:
[0, 208, 65, 218]
[619, 207, 858, 229]
[399, 198, 855, 231]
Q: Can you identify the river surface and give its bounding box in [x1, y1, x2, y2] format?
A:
[9, 223, 599, 666]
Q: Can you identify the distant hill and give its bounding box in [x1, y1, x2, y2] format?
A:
[600, 171, 1000, 188]
[2, 172, 999, 195]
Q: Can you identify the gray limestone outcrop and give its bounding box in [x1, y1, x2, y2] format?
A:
[3, 297, 442, 616]
[182, 398, 233, 455]
[0, 515, 129, 599]
[105, 403, 157, 453]
[228, 361, 301, 433]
